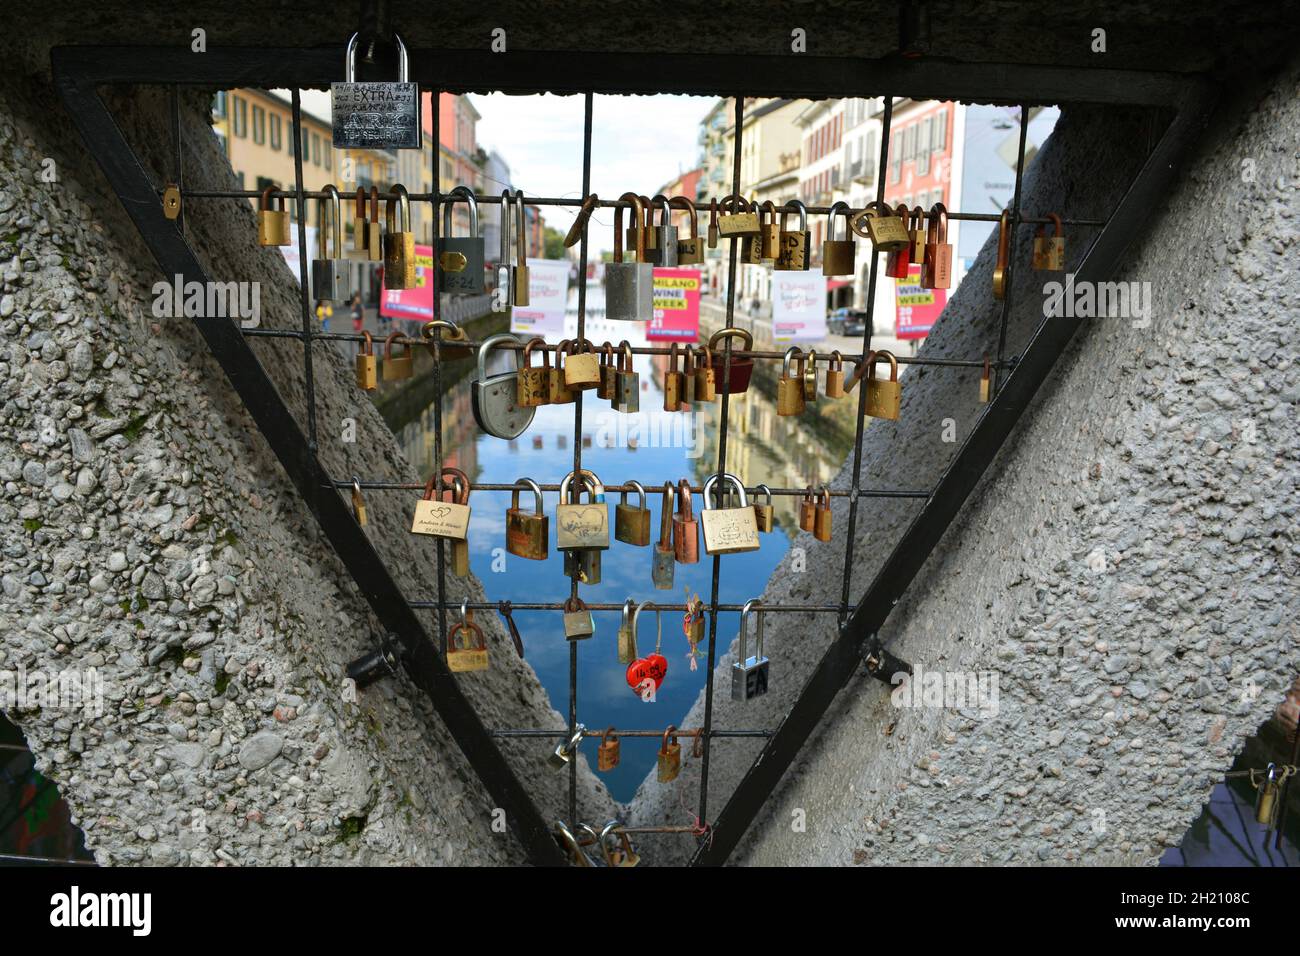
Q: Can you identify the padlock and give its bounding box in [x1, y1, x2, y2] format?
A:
[511, 189, 530, 306]
[825, 350, 846, 398]
[851, 200, 910, 252]
[803, 348, 819, 402]
[681, 346, 698, 405]
[822, 201, 857, 276]
[652, 482, 675, 590]
[707, 198, 720, 248]
[597, 727, 620, 771]
[607, 193, 654, 322]
[496, 190, 517, 307]
[865, 349, 902, 421]
[548, 726, 586, 770]
[992, 209, 1010, 299]
[553, 819, 595, 866]
[716, 193, 760, 237]
[979, 357, 992, 403]
[657, 726, 682, 782]
[730, 599, 770, 701]
[777, 346, 806, 417]
[1032, 212, 1065, 271]
[517, 337, 551, 408]
[615, 340, 640, 413]
[382, 332, 414, 380]
[708, 327, 755, 395]
[549, 339, 576, 405]
[775, 199, 811, 271]
[615, 480, 652, 547]
[599, 821, 640, 868]
[421, 318, 473, 360]
[471, 332, 536, 440]
[885, 203, 913, 279]
[741, 200, 777, 265]
[628, 602, 668, 695]
[331, 32, 420, 149]
[701, 473, 761, 556]
[563, 597, 595, 641]
[350, 476, 368, 527]
[1254, 764, 1282, 828]
[921, 202, 953, 290]
[564, 545, 603, 586]
[760, 199, 782, 258]
[564, 338, 602, 390]
[672, 478, 699, 564]
[311, 185, 350, 301]
[365, 187, 382, 261]
[910, 205, 927, 264]
[813, 485, 833, 542]
[412, 467, 472, 540]
[449, 537, 470, 577]
[556, 470, 609, 552]
[383, 184, 417, 289]
[617, 599, 638, 664]
[753, 483, 774, 533]
[355, 330, 377, 390]
[663, 343, 685, 412]
[352, 186, 370, 255]
[799, 487, 816, 532]
[597, 342, 618, 402]
[256, 186, 290, 246]
[670, 196, 703, 264]
[447, 610, 489, 673]
[162, 183, 181, 220]
[694, 345, 717, 402]
[649, 194, 678, 267]
[441, 185, 486, 294]
[625, 193, 655, 257]
[506, 477, 548, 560]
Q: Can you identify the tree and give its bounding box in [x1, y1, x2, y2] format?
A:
[542, 225, 567, 260]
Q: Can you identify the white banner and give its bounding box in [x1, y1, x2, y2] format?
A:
[279, 225, 317, 287]
[510, 258, 571, 338]
[771, 270, 827, 342]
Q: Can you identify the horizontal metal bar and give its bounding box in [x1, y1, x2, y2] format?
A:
[491, 729, 772, 738]
[412, 601, 847, 613]
[338, 480, 929, 499]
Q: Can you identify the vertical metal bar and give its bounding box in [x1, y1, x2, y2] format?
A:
[696, 94, 746, 830]
[168, 84, 184, 232]
[568, 92, 594, 827]
[290, 91, 319, 463]
[430, 91, 448, 657]
[837, 96, 893, 624]
[991, 106, 1028, 395]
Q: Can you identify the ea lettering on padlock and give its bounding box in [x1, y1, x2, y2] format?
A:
[311, 185, 350, 300]
[775, 199, 811, 271]
[355, 330, 377, 390]
[777, 346, 806, 417]
[257, 186, 290, 246]
[730, 600, 770, 701]
[670, 196, 703, 264]
[383, 184, 417, 289]
[505, 477, 548, 560]
[865, 349, 902, 421]
[851, 200, 910, 252]
[411, 467, 472, 539]
[921, 202, 953, 290]
[556, 470, 609, 552]
[441, 185, 486, 294]
[382, 332, 413, 381]
[822, 201, 857, 276]
[331, 32, 421, 150]
[615, 340, 640, 413]
[652, 482, 675, 590]
[701, 473, 761, 556]
[608, 193, 654, 322]
[471, 332, 536, 440]
[615, 480, 653, 547]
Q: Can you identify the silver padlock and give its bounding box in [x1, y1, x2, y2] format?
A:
[471, 332, 535, 440]
[330, 33, 421, 150]
[311, 184, 350, 301]
[730, 599, 770, 701]
[441, 185, 485, 294]
[607, 192, 653, 322]
[496, 190, 516, 309]
[548, 725, 586, 769]
[649, 194, 678, 267]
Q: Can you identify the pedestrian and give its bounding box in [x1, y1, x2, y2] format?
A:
[350, 293, 364, 333]
[315, 299, 332, 332]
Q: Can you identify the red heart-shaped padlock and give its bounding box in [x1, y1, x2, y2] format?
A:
[626, 654, 668, 694]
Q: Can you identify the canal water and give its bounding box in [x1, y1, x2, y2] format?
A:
[395, 283, 854, 801]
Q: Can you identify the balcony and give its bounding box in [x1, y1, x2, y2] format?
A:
[852, 161, 875, 184]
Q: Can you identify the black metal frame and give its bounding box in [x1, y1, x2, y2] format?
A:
[50, 42, 1214, 867]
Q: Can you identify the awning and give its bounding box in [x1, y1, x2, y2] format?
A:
[826, 279, 853, 290]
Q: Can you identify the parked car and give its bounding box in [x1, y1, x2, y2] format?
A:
[827, 308, 868, 337]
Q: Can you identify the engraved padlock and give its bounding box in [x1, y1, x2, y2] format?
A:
[441, 185, 486, 294]
[331, 32, 421, 149]
[851, 200, 910, 252]
[411, 467, 472, 541]
[505, 477, 548, 560]
[517, 337, 551, 408]
[716, 193, 759, 237]
[701, 473, 760, 556]
[730, 599, 770, 701]
[556, 470, 610, 552]
[775, 199, 811, 271]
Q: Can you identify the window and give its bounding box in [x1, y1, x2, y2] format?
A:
[269, 113, 281, 151]
[324, 143, 331, 171]
[252, 105, 265, 145]
[232, 96, 247, 137]
[213, 91, 226, 119]
[311, 133, 321, 166]
[935, 108, 948, 150]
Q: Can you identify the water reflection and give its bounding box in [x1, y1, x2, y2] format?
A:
[395, 283, 854, 801]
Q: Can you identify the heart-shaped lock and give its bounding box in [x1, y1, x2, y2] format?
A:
[626, 602, 667, 696]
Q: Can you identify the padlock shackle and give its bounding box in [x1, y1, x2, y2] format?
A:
[708, 327, 754, 353]
[621, 598, 634, 628]
[514, 189, 528, 271]
[871, 348, 899, 382]
[613, 192, 646, 264]
[718, 193, 749, 215]
[739, 598, 763, 660]
[632, 600, 656, 642]
[849, 200, 893, 239]
[782, 345, 803, 379]
[927, 202, 949, 244]
[317, 184, 343, 259]
[522, 336, 550, 370]
[259, 186, 284, 213]
[828, 201, 853, 242]
[385, 183, 412, 233]
[703, 472, 748, 509]
[829, 349, 843, 371]
[755, 482, 773, 506]
[668, 195, 698, 236]
[343, 31, 410, 83]
[498, 190, 513, 265]
[477, 331, 524, 381]
[369, 186, 380, 223]
[422, 319, 468, 350]
[622, 479, 646, 510]
[383, 331, 408, 360]
[781, 198, 808, 232]
[422, 471, 462, 502]
[658, 482, 673, 547]
[650, 194, 672, 228]
[996, 209, 1011, 267]
[359, 329, 374, 354]
[661, 724, 678, 751]
[675, 478, 694, 520]
[442, 185, 479, 236]
[510, 477, 543, 515]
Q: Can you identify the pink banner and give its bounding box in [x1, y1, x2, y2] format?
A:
[895, 265, 947, 340]
[647, 268, 701, 341]
[379, 244, 435, 320]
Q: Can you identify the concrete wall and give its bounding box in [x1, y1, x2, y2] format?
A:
[632, 63, 1299, 864]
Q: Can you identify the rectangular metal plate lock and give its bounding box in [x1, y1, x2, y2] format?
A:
[331, 34, 421, 149]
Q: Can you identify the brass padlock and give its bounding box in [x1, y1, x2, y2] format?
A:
[707, 198, 719, 248]
[851, 200, 910, 252]
[615, 480, 652, 547]
[355, 330, 377, 390]
[350, 477, 368, 527]
[799, 487, 816, 532]
[777, 346, 806, 417]
[506, 477, 548, 560]
[511, 189, 530, 305]
[599, 822, 641, 868]
[383, 184, 417, 289]
[663, 342, 685, 412]
[352, 186, 369, 254]
[803, 348, 819, 402]
[992, 209, 1010, 299]
[597, 727, 620, 771]
[910, 205, 927, 264]
[597, 342, 618, 401]
[564, 338, 602, 390]
[517, 337, 552, 408]
[681, 347, 698, 406]
[753, 483, 774, 533]
[657, 725, 682, 783]
[382, 332, 413, 380]
[822, 201, 857, 276]
[615, 340, 640, 413]
[774, 199, 810, 271]
[825, 350, 846, 398]
[617, 599, 638, 663]
[257, 186, 290, 246]
[652, 483, 675, 590]
[556, 470, 609, 552]
[563, 596, 595, 641]
[1032, 212, 1065, 271]
[421, 318, 474, 360]
[759, 200, 781, 260]
[741, 199, 771, 265]
[885, 202, 913, 279]
[865, 350, 902, 421]
[366, 186, 382, 261]
[694, 345, 717, 402]
[625, 193, 656, 256]
[701, 473, 761, 556]
[671, 196, 703, 264]
[449, 538, 470, 577]
[921, 202, 953, 290]
[162, 183, 181, 220]
[813, 485, 833, 542]
[411, 467, 472, 541]
[1254, 764, 1283, 828]
[549, 339, 575, 405]
[716, 193, 759, 238]
[979, 357, 992, 403]
[447, 608, 490, 673]
[672, 479, 699, 564]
